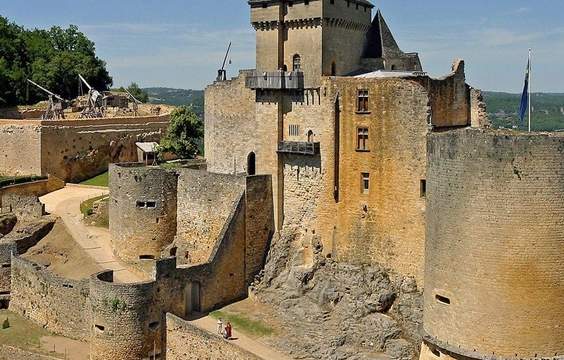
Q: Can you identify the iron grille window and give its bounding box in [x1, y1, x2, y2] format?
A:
[289, 124, 300, 137]
[357, 90, 369, 113]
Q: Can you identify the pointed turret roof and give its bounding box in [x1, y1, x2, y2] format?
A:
[362, 10, 402, 59]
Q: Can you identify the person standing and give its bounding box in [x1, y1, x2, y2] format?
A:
[225, 321, 232, 340]
[217, 318, 224, 335]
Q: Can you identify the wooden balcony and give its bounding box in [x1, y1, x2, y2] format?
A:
[246, 71, 304, 90]
[277, 141, 320, 155]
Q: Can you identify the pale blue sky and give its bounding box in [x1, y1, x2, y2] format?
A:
[2, 0, 563, 92]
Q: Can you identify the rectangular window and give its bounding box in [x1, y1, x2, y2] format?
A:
[357, 128, 369, 151]
[361, 173, 370, 194]
[357, 90, 369, 113]
[289, 124, 300, 137]
[136, 201, 146, 208]
[420, 180, 427, 198]
[146, 201, 157, 209]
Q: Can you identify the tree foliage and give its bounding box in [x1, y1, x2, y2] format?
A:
[158, 106, 203, 159]
[0, 16, 112, 106]
[116, 83, 149, 103]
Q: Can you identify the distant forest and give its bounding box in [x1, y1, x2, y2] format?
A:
[0, 16, 112, 106]
[484, 92, 564, 131]
[144, 88, 204, 118]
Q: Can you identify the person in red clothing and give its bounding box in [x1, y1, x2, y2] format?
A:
[225, 321, 232, 340]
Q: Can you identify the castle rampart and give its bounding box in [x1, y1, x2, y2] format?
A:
[0, 114, 170, 182]
[421, 128, 564, 360]
[9, 256, 90, 340]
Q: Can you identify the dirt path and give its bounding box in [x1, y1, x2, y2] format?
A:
[40, 186, 143, 283]
[190, 315, 293, 360]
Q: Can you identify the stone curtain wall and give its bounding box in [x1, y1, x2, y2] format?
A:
[1, 193, 45, 219]
[175, 170, 246, 265]
[204, 71, 257, 175]
[109, 164, 178, 263]
[244, 175, 274, 284]
[0, 115, 169, 182]
[0, 242, 16, 295]
[0, 176, 65, 207]
[40, 115, 169, 182]
[166, 313, 262, 360]
[0, 121, 42, 176]
[9, 256, 90, 340]
[423, 128, 564, 359]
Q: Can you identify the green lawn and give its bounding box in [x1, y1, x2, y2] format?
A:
[210, 310, 273, 338]
[0, 310, 51, 352]
[80, 172, 108, 187]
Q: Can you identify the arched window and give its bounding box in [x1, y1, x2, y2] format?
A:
[391, 65, 397, 71]
[293, 54, 301, 71]
[307, 130, 314, 143]
[247, 152, 256, 176]
[331, 62, 337, 76]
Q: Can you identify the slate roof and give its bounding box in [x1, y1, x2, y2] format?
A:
[362, 10, 401, 59]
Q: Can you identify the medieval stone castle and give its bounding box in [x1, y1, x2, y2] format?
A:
[0, 0, 561, 359]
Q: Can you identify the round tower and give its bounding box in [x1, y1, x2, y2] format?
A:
[421, 129, 564, 360]
[109, 163, 178, 263]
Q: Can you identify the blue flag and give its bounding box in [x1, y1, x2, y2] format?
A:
[519, 59, 530, 125]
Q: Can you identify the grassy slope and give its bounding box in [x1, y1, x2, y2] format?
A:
[210, 310, 274, 338]
[80, 172, 108, 187]
[484, 91, 564, 131]
[0, 310, 51, 352]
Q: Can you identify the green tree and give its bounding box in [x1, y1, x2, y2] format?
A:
[0, 16, 112, 106]
[158, 106, 203, 159]
[125, 83, 149, 103]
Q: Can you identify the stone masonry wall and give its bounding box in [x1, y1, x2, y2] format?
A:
[424, 128, 564, 359]
[9, 256, 90, 340]
[324, 77, 429, 285]
[109, 164, 178, 263]
[89, 271, 161, 360]
[166, 313, 262, 360]
[415, 60, 469, 128]
[40, 115, 169, 182]
[0, 176, 65, 208]
[204, 71, 257, 175]
[0, 121, 42, 176]
[244, 175, 274, 284]
[175, 170, 246, 265]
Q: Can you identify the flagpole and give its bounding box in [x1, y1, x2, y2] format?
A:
[528, 48, 532, 132]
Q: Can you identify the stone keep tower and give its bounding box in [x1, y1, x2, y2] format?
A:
[421, 129, 564, 360]
[248, 0, 421, 88]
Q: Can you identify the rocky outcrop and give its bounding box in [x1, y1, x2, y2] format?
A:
[251, 229, 423, 360]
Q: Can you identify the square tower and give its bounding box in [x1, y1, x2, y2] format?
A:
[249, 0, 374, 88]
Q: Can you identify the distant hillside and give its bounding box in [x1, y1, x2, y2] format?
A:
[144, 87, 204, 117]
[484, 91, 564, 131]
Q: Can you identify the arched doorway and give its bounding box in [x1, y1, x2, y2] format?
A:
[247, 152, 256, 176]
[307, 130, 314, 143]
[331, 62, 337, 76]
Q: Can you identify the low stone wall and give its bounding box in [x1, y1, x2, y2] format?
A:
[166, 313, 262, 360]
[0, 114, 170, 182]
[9, 256, 90, 340]
[0, 176, 65, 208]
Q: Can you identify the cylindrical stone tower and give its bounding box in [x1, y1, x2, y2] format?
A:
[421, 129, 564, 360]
[89, 271, 162, 360]
[109, 164, 178, 263]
